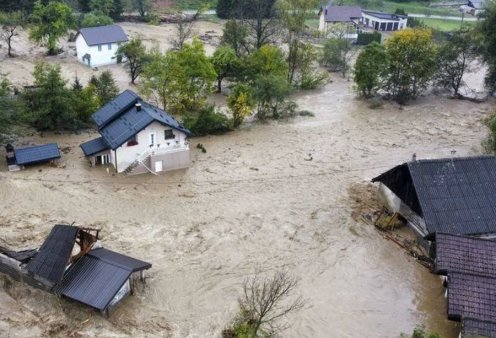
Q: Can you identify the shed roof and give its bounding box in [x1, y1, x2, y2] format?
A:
[26, 225, 78, 286]
[447, 272, 496, 323]
[80, 137, 110, 156]
[14, 143, 61, 166]
[78, 24, 128, 47]
[54, 248, 151, 311]
[362, 10, 407, 20]
[433, 233, 496, 278]
[322, 5, 362, 22]
[462, 318, 496, 338]
[372, 156, 496, 236]
[98, 98, 192, 150]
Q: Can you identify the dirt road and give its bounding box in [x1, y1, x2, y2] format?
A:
[0, 21, 493, 338]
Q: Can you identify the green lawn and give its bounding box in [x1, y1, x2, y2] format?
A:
[420, 17, 476, 31]
[339, 0, 462, 17]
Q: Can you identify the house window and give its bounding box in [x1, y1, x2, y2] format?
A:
[108, 43, 112, 50]
[127, 136, 138, 147]
[98, 45, 102, 51]
[150, 133, 155, 146]
[164, 129, 175, 140]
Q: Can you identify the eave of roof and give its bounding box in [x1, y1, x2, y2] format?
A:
[80, 137, 110, 157]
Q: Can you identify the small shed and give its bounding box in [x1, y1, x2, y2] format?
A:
[372, 156, 496, 238]
[5, 143, 61, 171]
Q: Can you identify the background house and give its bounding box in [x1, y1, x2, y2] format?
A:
[75, 24, 128, 68]
[80, 90, 192, 175]
[361, 10, 408, 31]
[318, 5, 362, 39]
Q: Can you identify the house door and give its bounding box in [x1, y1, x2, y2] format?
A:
[155, 160, 163, 172]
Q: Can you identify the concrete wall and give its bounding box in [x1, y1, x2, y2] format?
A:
[75, 35, 124, 67]
[114, 122, 188, 173]
[150, 148, 190, 173]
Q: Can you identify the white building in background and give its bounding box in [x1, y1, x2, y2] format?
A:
[361, 11, 408, 32]
[75, 24, 128, 68]
[80, 90, 192, 175]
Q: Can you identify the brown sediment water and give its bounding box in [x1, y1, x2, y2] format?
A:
[0, 22, 493, 338]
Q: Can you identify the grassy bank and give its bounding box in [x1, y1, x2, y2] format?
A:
[420, 17, 475, 31]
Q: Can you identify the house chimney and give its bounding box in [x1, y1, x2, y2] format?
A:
[135, 103, 142, 111]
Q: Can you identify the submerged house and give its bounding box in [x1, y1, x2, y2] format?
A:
[372, 156, 496, 238]
[0, 224, 151, 316]
[430, 233, 496, 337]
[318, 4, 362, 39]
[75, 24, 128, 68]
[361, 10, 408, 31]
[5, 143, 61, 172]
[80, 90, 192, 175]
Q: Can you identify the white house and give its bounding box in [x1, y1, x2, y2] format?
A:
[75, 24, 128, 68]
[80, 90, 192, 175]
[361, 10, 408, 31]
[318, 5, 363, 39]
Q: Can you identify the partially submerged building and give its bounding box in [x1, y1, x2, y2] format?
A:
[75, 24, 128, 68]
[80, 90, 192, 175]
[430, 233, 496, 337]
[372, 156, 496, 239]
[0, 224, 151, 316]
[5, 143, 61, 172]
[318, 4, 362, 39]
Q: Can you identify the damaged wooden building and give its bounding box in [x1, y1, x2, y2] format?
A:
[0, 224, 151, 316]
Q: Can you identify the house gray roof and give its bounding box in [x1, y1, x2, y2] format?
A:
[26, 225, 78, 287]
[433, 233, 496, 278]
[372, 156, 496, 236]
[92, 90, 140, 129]
[53, 248, 151, 311]
[447, 272, 496, 323]
[321, 5, 362, 22]
[78, 24, 128, 47]
[468, 0, 486, 9]
[80, 137, 110, 156]
[14, 143, 60, 166]
[362, 10, 407, 20]
[87, 90, 192, 151]
[462, 318, 496, 338]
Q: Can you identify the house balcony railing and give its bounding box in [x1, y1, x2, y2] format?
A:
[146, 140, 189, 156]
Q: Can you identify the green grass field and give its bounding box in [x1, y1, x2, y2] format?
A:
[419, 17, 476, 31]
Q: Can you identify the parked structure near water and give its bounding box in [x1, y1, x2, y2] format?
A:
[0, 224, 151, 316]
[80, 90, 192, 175]
[372, 156, 496, 239]
[5, 143, 61, 172]
[75, 24, 128, 68]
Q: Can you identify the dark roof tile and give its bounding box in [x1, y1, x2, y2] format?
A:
[80, 137, 110, 156]
[323, 5, 362, 22]
[78, 24, 128, 46]
[14, 143, 61, 166]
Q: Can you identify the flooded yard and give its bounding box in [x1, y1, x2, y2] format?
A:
[0, 22, 494, 338]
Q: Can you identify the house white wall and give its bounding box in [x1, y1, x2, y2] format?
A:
[114, 122, 188, 173]
[320, 21, 361, 39]
[75, 34, 124, 68]
[319, 11, 326, 32]
[361, 13, 407, 31]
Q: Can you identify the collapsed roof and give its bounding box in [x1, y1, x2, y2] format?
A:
[372, 156, 496, 236]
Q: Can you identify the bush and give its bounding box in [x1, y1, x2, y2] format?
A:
[485, 113, 496, 152]
[183, 105, 233, 136]
[356, 32, 382, 45]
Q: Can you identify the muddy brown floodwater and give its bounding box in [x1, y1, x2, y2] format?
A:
[0, 22, 494, 337]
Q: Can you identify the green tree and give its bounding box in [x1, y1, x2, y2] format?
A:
[23, 62, 78, 130]
[117, 36, 148, 84]
[80, 11, 114, 27]
[277, 0, 319, 85]
[0, 11, 25, 57]
[131, 0, 151, 18]
[211, 46, 239, 92]
[221, 19, 249, 56]
[237, 0, 278, 50]
[383, 28, 437, 103]
[90, 0, 114, 15]
[435, 26, 476, 97]
[216, 0, 236, 19]
[71, 77, 99, 123]
[354, 42, 387, 97]
[321, 24, 355, 77]
[227, 83, 253, 127]
[477, 0, 496, 91]
[89, 71, 119, 106]
[293, 42, 326, 89]
[247, 44, 287, 81]
[141, 39, 216, 115]
[29, 1, 75, 55]
[252, 74, 291, 120]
